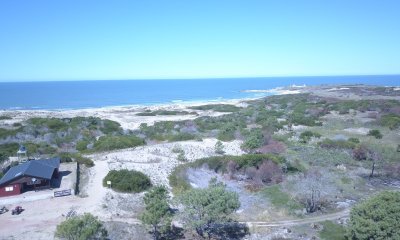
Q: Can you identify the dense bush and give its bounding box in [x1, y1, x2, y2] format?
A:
[28, 117, 69, 131]
[137, 110, 193, 116]
[0, 143, 19, 162]
[58, 152, 94, 167]
[103, 169, 152, 193]
[76, 140, 89, 151]
[367, 129, 383, 139]
[166, 132, 196, 142]
[24, 142, 57, 156]
[348, 137, 360, 144]
[380, 114, 400, 130]
[217, 123, 236, 141]
[0, 127, 22, 139]
[0, 115, 12, 120]
[347, 191, 400, 240]
[318, 139, 357, 150]
[55, 213, 108, 240]
[194, 114, 246, 133]
[299, 130, 321, 143]
[93, 135, 145, 151]
[100, 119, 122, 134]
[189, 104, 241, 112]
[241, 129, 264, 150]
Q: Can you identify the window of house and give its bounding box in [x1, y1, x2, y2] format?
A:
[5, 186, 14, 192]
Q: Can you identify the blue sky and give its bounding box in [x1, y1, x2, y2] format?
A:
[0, 1, 399, 81]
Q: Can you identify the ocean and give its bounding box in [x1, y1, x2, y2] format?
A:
[0, 75, 398, 110]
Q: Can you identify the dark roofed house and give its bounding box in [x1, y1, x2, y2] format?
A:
[0, 157, 60, 197]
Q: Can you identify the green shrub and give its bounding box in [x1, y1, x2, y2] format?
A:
[241, 129, 264, 150]
[166, 133, 196, 142]
[380, 114, 400, 130]
[0, 143, 19, 162]
[217, 123, 236, 141]
[318, 139, 357, 149]
[100, 119, 122, 134]
[177, 152, 187, 162]
[28, 117, 68, 131]
[367, 129, 383, 139]
[319, 221, 346, 240]
[348, 137, 360, 144]
[103, 169, 152, 193]
[76, 140, 89, 151]
[189, 104, 241, 112]
[137, 110, 192, 116]
[347, 191, 400, 240]
[136, 111, 157, 116]
[0, 116, 12, 120]
[0, 127, 22, 139]
[299, 131, 321, 143]
[58, 152, 94, 167]
[55, 213, 108, 240]
[168, 165, 191, 194]
[93, 135, 145, 151]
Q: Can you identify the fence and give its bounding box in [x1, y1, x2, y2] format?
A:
[54, 189, 72, 197]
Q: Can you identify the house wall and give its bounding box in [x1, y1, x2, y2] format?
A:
[0, 183, 21, 197]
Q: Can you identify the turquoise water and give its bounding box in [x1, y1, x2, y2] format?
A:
[0, 75, 398, 110]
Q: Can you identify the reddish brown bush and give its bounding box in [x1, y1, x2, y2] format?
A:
[352, 145, 369, 161]
[256, 140, 286, 154]
[257, 160, 283, 184]
[384, 163, 400, 179]
[245, 166, 258, 180]
[227, 160, 238, 179]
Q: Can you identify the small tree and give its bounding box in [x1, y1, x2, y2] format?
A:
[55, 213, 107, 240]
[141, 186, 172, 240]
[347, 191, 400, 240]
[214, 141, 225, 154]
[179, 179, 240, 238]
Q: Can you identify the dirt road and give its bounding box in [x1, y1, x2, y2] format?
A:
[244, 208, 350, 227]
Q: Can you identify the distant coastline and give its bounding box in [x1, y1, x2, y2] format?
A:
[0, 75, 399, 110]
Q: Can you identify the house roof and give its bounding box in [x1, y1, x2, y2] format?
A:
[0, 157, 60, 187]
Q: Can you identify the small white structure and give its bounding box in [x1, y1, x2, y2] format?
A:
[17, 145, 28, 162]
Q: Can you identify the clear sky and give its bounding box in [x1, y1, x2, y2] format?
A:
[0, 0, 399, 81]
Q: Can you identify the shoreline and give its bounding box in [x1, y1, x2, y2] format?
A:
[0, 93, 273, 130]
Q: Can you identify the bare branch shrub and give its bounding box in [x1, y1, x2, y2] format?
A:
[284, 168, 338, 213]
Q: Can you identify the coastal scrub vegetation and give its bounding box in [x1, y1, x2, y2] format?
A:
[319, 220, 346, 240]
[55, 213, 108, 240]
[169, 154, 287, 194]
[0, 115, 12, 120]
[188, 104, 242, 112]
[140, 186, 172, 240]
[93, 135, 145, 152]
[58, 152, 94, 167]
[347, 191, 400, 240]
[179, 179, 246, 239]
[103, 169, 152, 193]
[136, 110, 195, 116]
